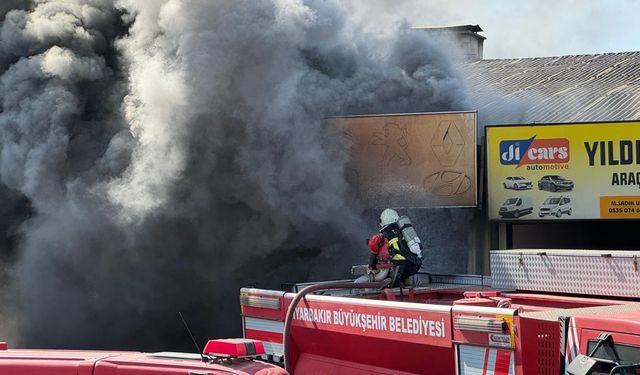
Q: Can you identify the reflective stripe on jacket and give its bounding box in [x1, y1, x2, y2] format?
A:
[381, 223, 421, 266]
[388, 237, 406, 261]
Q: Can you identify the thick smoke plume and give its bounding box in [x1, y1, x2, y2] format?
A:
[0, 0, 469, 350]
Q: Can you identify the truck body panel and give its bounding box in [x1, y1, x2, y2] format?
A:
[241, 250, 640, 374]
[0, 350, 129, 375]
[492, 249, 640, 298]
[0, 347, 288, 374]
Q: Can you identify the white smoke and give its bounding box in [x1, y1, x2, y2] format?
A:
[40, 46, 106, 82]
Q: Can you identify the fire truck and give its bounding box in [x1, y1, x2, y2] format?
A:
[240, 249, 640, 374]
[0, 338, 288, 374]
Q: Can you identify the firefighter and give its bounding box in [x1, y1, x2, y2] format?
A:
[354, 233, 393, 283]
[379, 208, 423, 287]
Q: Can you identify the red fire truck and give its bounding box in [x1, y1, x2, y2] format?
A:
[0, 338, 288, 374]
[240, 249, 640, 374]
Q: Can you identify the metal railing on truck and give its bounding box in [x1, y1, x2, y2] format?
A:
[280, 272, 492, 294]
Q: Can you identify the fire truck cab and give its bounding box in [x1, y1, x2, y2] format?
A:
[0, 339, 288, 375]
[240, 250, 640, 374]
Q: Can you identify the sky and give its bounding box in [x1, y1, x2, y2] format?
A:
[345, 0, 640, 59]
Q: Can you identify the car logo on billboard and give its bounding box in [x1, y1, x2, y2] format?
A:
[423, 170, 472, 197]
[500, 136, 569, 167]
[431, 120, 465, 167]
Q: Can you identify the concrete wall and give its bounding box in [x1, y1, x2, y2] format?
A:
[363, 207, 490, 275]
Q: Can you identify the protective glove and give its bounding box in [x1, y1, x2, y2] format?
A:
[367, 265, 379, 275]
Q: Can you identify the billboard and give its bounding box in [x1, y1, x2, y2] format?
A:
[330, 112, 477, 208]
[487, 121, 640, 220]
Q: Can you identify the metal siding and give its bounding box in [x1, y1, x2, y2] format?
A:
[558, 316, 569, 375]
[261, 341, 284, 356]
[459, 345, 487, 375]
[494, 350, 514, 375]
[458, 345, 515, 375]
[491, 250, 640, 298]
[486, 348, 497, 374]
[464, 51, 640, 124]
[240, 288, 287, 298]
[243, 318, 284, 357]
[509, 352, 515, 375]
[453, 305, 517, 316]
[243, 317, 284, 333]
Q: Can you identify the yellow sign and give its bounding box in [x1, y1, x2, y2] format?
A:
[486, 122, 640, 220]
[330, 112, 477, 208]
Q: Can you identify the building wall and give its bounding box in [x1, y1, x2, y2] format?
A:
[511, 221, 640, 250]
[363, 207, 489, 275]
[458, 33, 484, 60]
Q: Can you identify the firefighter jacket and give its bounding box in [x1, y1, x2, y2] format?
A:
[380, 224, 422, 266]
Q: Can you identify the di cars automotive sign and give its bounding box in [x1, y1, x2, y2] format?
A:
[487, 121, 640, 220]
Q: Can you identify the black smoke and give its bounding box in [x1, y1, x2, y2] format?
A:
[0, 0, 469, 350]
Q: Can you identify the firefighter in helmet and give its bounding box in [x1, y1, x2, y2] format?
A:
[354, 233, 394, 283]
[378, 208, 423, 287]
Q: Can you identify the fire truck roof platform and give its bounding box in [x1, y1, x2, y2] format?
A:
[521, 303, 640, 321]
[274, 249, 640, 312]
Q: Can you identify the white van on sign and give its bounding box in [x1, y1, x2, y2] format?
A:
[498, 196, 533, 218]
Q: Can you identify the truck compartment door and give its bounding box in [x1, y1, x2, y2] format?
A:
[243, 316, 284, 361]
[457, 345, 514, 375]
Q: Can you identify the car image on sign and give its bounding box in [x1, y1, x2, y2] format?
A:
[537, 175, 574, 192]
[503, 176, 532, 190]
[499, 196, 533, 218]
[539, 196, 572, 218]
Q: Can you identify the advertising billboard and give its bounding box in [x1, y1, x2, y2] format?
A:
[487, 121, 640, 220]
[330, 112, 477, 208]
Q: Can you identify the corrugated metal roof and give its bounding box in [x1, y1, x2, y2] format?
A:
[463, 51, 640, 124]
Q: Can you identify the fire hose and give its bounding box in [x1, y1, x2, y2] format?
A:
[283, 279, 391, 373]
